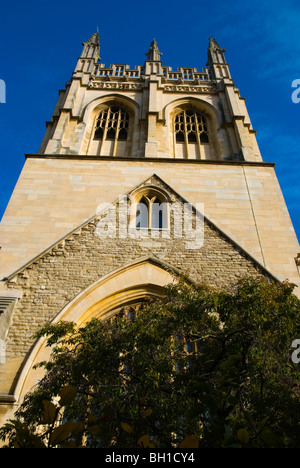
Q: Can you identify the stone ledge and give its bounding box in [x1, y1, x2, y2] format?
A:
[24, 153, 276, 167]
[0, 394, 16, 404]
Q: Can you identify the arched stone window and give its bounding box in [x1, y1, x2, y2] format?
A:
[136, 195, 164, 229]
[175, 110, 209, 144]
[173, 107, 213, 159]
[93, 105, 130, 156]
[130, 186, 169, 231]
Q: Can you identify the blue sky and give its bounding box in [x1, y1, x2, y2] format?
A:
[0, 0, 299, 241]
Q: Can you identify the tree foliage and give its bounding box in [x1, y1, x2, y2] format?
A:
[1, 277, 300, 448]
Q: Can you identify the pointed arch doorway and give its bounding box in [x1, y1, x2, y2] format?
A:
[13, 257, 181, 404]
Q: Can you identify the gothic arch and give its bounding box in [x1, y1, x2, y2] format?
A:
[13, 257, 182, 403]
[79, 94, 140, 156]
[129, 185, 171, 230]
[164, 97, 222, 160]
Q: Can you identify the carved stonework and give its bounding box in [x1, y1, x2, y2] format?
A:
[89, 80, 143, 91]
[163, 84, 215, 94]
[296, 254, 300, 273]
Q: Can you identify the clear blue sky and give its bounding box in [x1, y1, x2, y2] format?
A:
[0, 0, 299, 242]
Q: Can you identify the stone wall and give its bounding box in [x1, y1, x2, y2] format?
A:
[1, 158, 298, 289]
[2, 179, 272, 364]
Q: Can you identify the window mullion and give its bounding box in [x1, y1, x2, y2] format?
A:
[173, 115, 177, 158]
[148, 199, 152, 230]
[113, 109, 122, 157]
[183, 111, 189, 159]
[194, 112, 203, 160]
[100, 107, 111, 155]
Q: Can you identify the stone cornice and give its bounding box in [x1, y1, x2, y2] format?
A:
[24, 154, 276, 167]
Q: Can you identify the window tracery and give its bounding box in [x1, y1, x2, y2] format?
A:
[173, 109, 211, 159]
[93, 105, 130, 156]
[136, 196, 165, 230]
[128, 186, 170, 232]
[135, 191, 168, 230]
[175, 110, 209, 144]
[94, 106, 129, 141]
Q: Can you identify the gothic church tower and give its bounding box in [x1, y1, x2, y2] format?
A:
[0, 33, 299, 425]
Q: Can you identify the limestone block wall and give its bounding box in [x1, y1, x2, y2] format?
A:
[0, 190, 276, 427]
[0, 157, 298, 289]
[0, 188, 273, 391]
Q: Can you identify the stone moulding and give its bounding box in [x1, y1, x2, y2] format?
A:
[24, 153, 276, 167]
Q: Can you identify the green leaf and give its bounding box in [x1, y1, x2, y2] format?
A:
[49, 420, 83, 446]
[260, 428, 281, 448]
[142, 408, 153, 418]
[40, 400, 57, 425]
[59, 385, 77, 406]
[237, 428, 249, 445]
[121, 422, 134, 434]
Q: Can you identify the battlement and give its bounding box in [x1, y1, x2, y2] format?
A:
[92, 63, 211, 82]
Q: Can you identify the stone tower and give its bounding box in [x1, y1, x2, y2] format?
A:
[0, 33, 299, 425]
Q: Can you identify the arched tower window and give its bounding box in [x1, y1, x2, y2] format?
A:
[173, 109, 211, 159]
[93, 105, 130, 156]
